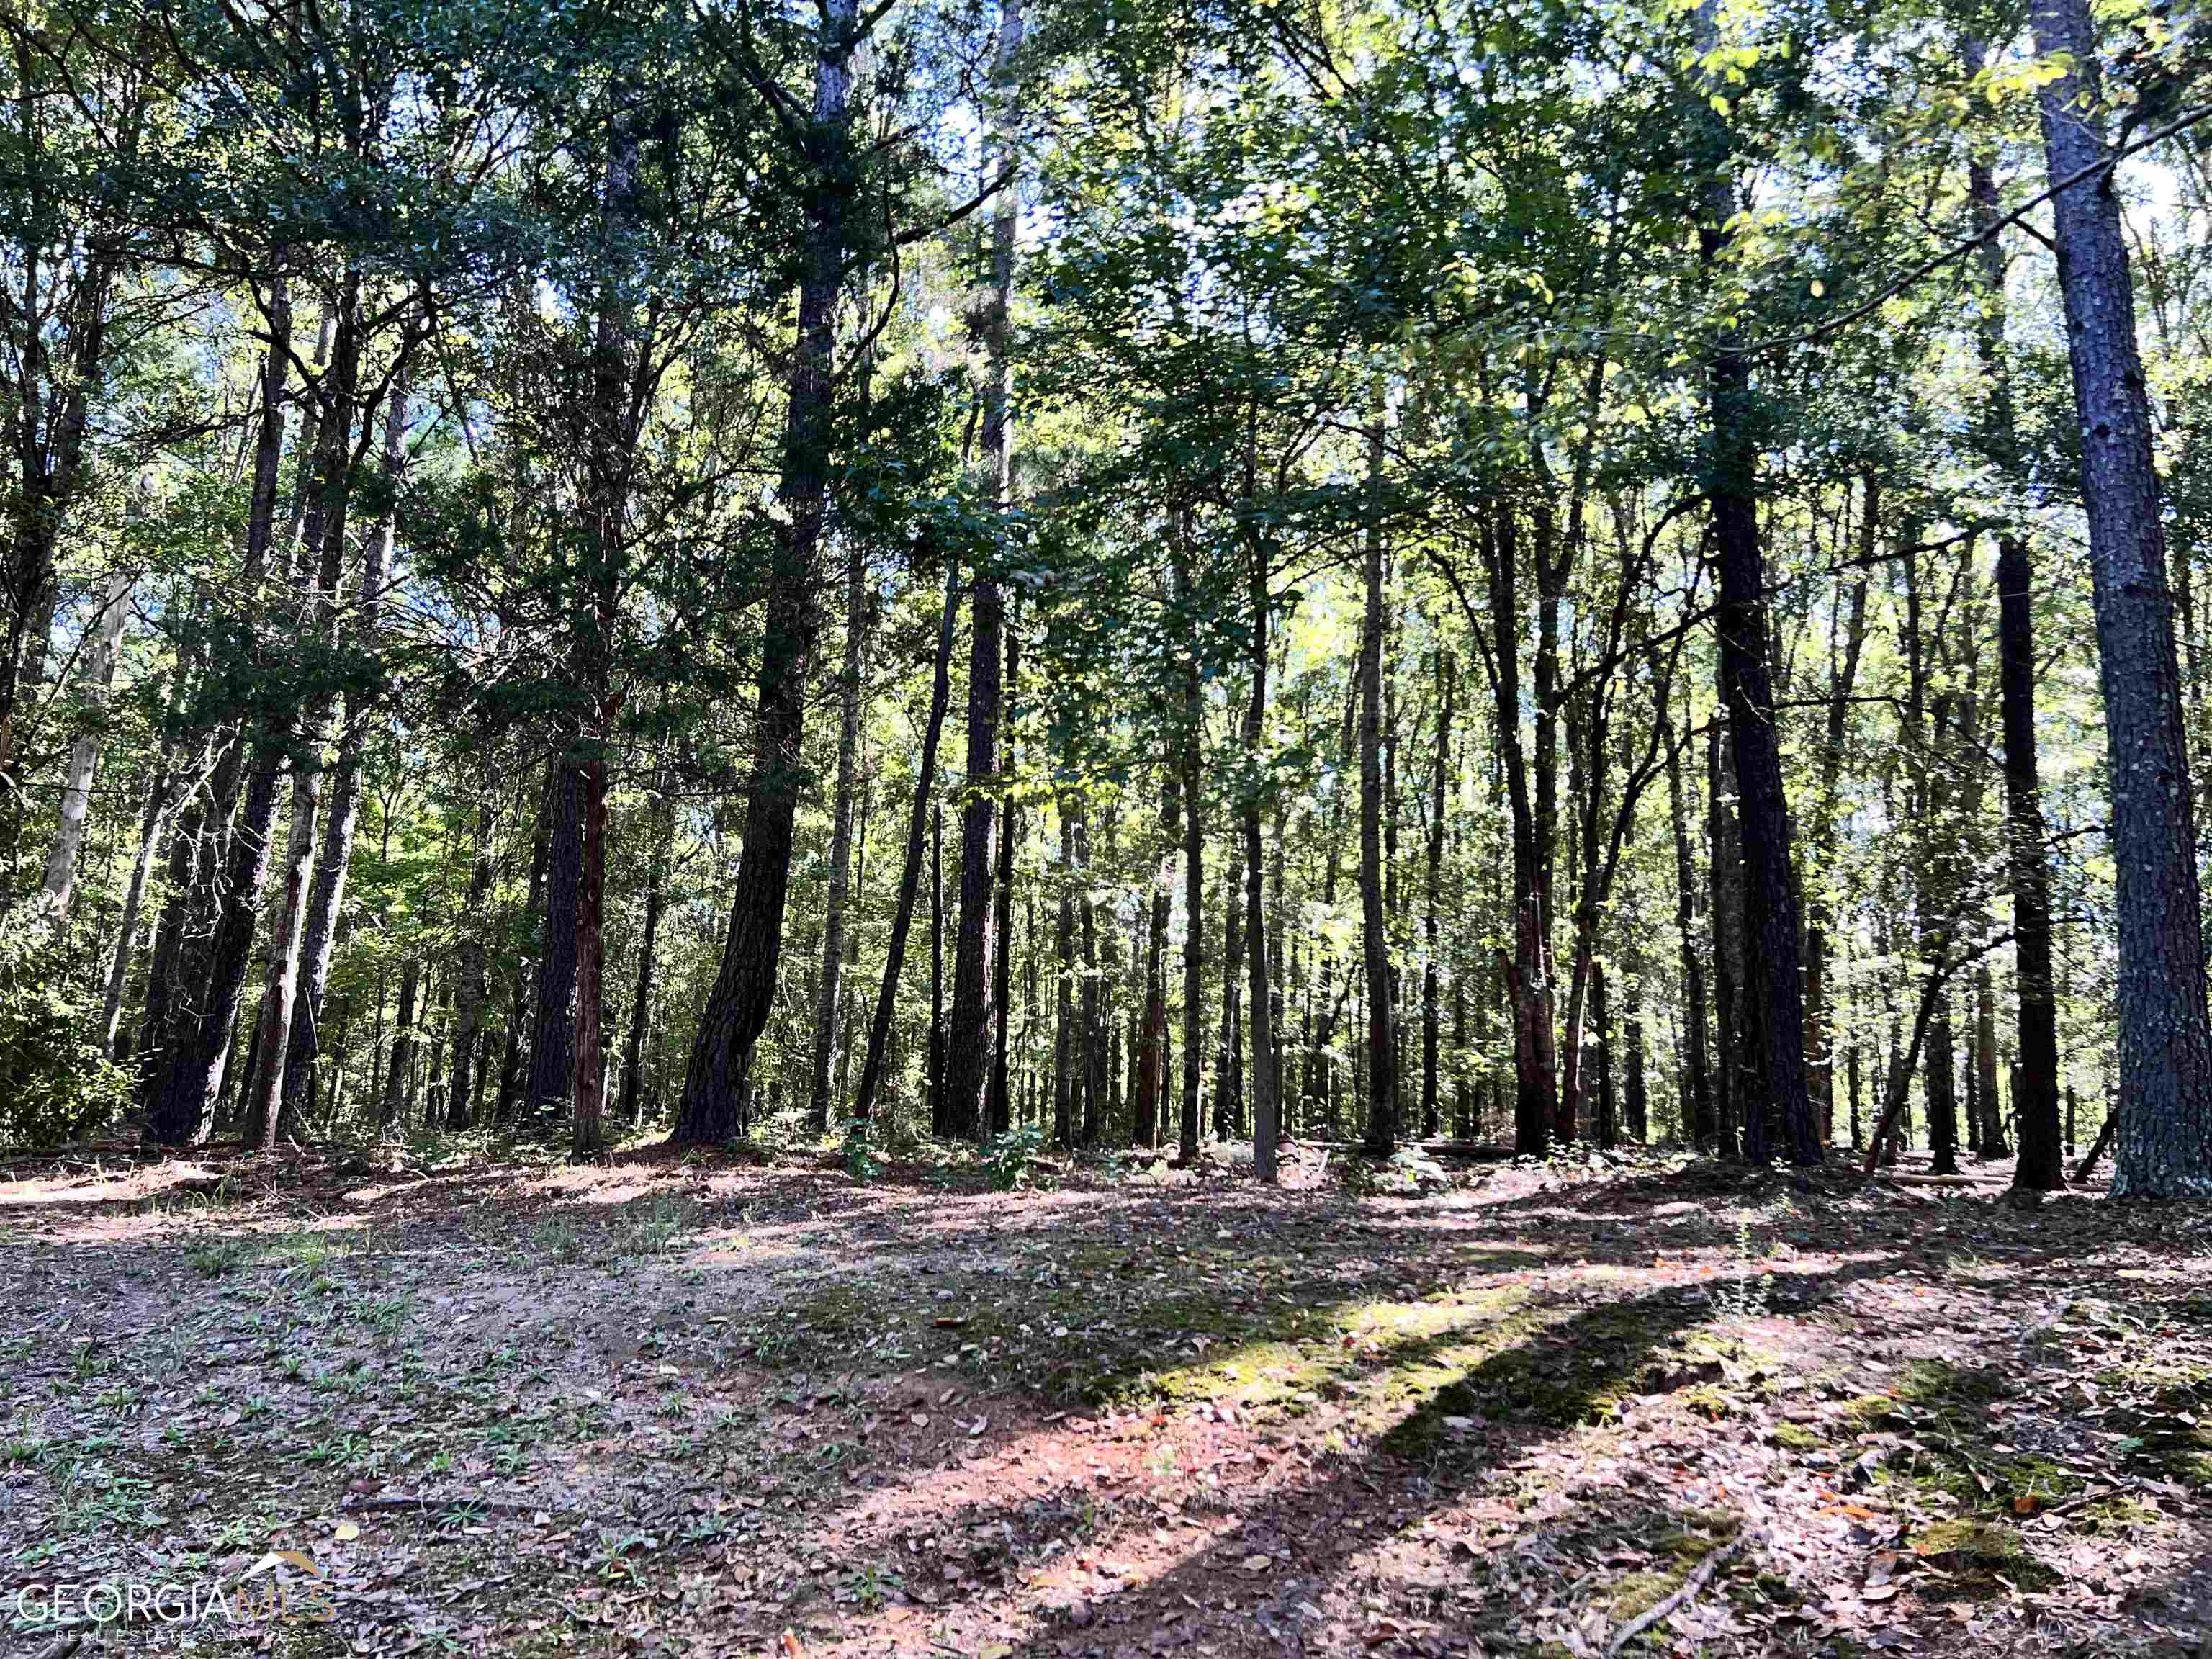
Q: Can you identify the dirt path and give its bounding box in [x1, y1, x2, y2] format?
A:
[2, 1145, 2208, 1657]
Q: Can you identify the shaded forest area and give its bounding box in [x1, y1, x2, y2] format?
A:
[6, 0, 2212, 1651]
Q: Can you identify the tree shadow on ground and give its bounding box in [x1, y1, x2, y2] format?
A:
[752, 1253, 1912, 1653]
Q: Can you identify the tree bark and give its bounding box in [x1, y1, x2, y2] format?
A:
[41, 567, 132, 918]
[674, 0, 864, 1143]
[1358, 418, 1395, 1156]
[1666, 715, 1714, 1146]
[2031, 0, 2212, 1195]
[1421, 648, 1452, 1139]
[854, 555, 960, 1125]
[1694, 0, 1815, 1164]
[1244, 528, 1280, 1181]
[380, 956, 419, 1128]
[279, 370, 410, 1123]
[809, 534, 868, 1132]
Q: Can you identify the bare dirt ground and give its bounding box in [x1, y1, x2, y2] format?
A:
[3, 1141, 2209, 1658]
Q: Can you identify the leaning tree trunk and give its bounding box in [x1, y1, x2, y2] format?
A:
[853, 556, 960, 1125]
[2031, 0, 2212, 1195]
[675, 4, 863, 1143]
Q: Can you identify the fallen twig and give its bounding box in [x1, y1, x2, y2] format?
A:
[339, 1494, 558, 1516]
[1607, 1530, 1753, 1655]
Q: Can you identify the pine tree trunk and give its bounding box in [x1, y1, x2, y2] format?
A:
[1694, 0, 1815, 1164]
[675, 1, 864, 1143]
[529, 761, 584, 1120]
[2031, 0, 2212, 1196]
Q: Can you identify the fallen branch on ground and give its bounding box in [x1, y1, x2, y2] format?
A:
[1607, 1529, 1753, 1655]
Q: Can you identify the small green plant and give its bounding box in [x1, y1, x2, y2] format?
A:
[984, 1125, 1047, 1191]
[842, 1117, 881, 1183]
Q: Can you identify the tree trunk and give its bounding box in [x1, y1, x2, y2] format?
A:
[990, 621, 1020, 1136]
[1421, 648, 1452, 1139]
[854, 557, 960, 1125]
[1053, 798, 1075, 1146]
[528, 761, 584, 1120]
[1804, 477, 1873, 1143]
[1244, 530, 1280, 1181]
[1708, 726, 1744, 1157]
[675, 0, 864, 1143]
[1959, 45, 2064, 1190]
[2031, 0, 2212, 1195]
[1975, 965, 2007, 1158]
[1357, 412, 1395, 1157]
[1694, 0, 1815, 1164]
[141, 271, 297, 1146]
[449, 800, 496, 1130]
[809, 534, 868, 1132]
[380, 957, 419, 1128]
[280, 370, 411, 1124]
[930, 799, 948, 1132]
[496, 786, 553, 1123]
[1666, 717, 1714, 1145]
[41, 568, 132, 918]
[1217, 823, 1245, 1141]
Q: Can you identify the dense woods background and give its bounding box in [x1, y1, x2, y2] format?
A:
[5, 0, 2211, 1194]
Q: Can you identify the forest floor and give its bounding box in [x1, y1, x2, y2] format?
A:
[3, 1138, 2210, 1659]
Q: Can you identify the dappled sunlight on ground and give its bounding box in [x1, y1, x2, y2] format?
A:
[3, 1143, 2210, 1656]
